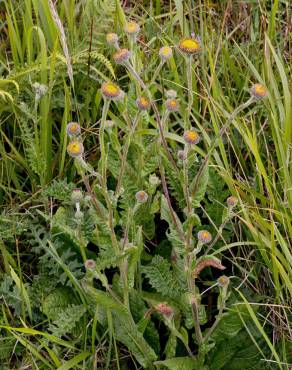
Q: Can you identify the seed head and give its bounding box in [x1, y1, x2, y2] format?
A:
[106, 33, 119, 45]
[217, 275, 230, 287]
[179, 37, 201, 55]
[66, 122, 81, 137]
[183, 129, 200, 145]
[124, 21, 140, 36]
[251, 83, 267, 99]
[165, 98, 179, 112]
[84, 259, 96, 270]
[135, 190, 148, 203]
[197, 230, 212, 244]
[67, 140, 84, 158]
[113, 48, 131, 64]
[159, 46, 173, 60]
[227, 196, 238, 207]
[101, 81, 123, 100]
[155, 303, 173, 319]
[136, 96, 150, 110]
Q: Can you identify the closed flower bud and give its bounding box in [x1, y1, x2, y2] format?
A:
[84, 259, 96, 270]
[104, 120, 115, 130]
[227, 196, 238, 207]
[179, 37, 201, 55]
[166, 89, 177, 99]
[136, 96, 150, 110]
[67, 140, 84, 158]
[101, 81, 124, 100]
[135, 190, 148, 203]
[71, 189, 83, 204]
[149, 174, 160, 186]
[75, 210, 84, 220]
[165, 98, 179, 112]
[251, 83, 267, 99]
[159, 46, 173, 60]
[183, 129, 200, 145]
[155, 303, 173, 319]
[197, 230, 212, 244]
[177, 149, 187, 161]
[124, 21, 140, 36]
[66, 122, 81, 137]
[113, 48, 131, 64]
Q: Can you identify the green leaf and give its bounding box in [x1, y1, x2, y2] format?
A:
[190, 165, 209, 208]
[57, 352, 90, 370]
[142, 255, 185, 301]
[155, 356, 199, 370]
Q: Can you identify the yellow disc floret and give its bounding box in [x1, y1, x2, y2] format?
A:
[66, 122, 81, 137]
[67, 140, 84, 158]
[183, 129, 200, 145]
[101, 81, 122, 100]
[179, 38, 201, 55]
[124, 21, 140, 35]
[251, 83, 267, 99]
[159, 46, 173, 60]
[136, 96, 150, 110]
[166, 98, 179, 112]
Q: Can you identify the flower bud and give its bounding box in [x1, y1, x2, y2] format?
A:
[71, 189, 83, 204]
[135, 190, 148, 203]
[84, 259, 96, 270]
[227, 196, 238, 207]
[74, 210, 84, 220]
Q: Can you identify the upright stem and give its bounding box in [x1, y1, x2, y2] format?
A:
[186, 55, 193, 121]
[115, 113, 140, 196]
[100, 99, 110, 189]
[191, 97, 254, 198]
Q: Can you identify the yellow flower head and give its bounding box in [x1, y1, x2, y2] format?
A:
[113, 48, 131, 64]
[101, 81, 123, 100]
[159, 46, 173, 60]
[66, 122, 81, 137]
[124, 21, 140, 35]
[227, 196, 238, 207]
[217, 275, 230, 287]
[251, 83, 267, 99]
[67, 140, 84, 158]
[179, 38, 201, 55]
[183, 129, 200, 145]
[106, 33, 119, 45]
[136, 96, 150, 110]
[166, 98, 179, 112]
[197, 230, 212, 244]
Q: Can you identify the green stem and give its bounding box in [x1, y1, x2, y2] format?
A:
[191, 97, 255, 198]
[186, 55, 193, 121]
[115, 113, 140, 196]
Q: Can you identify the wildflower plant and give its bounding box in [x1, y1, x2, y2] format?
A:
[1, 2, 289, 370]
